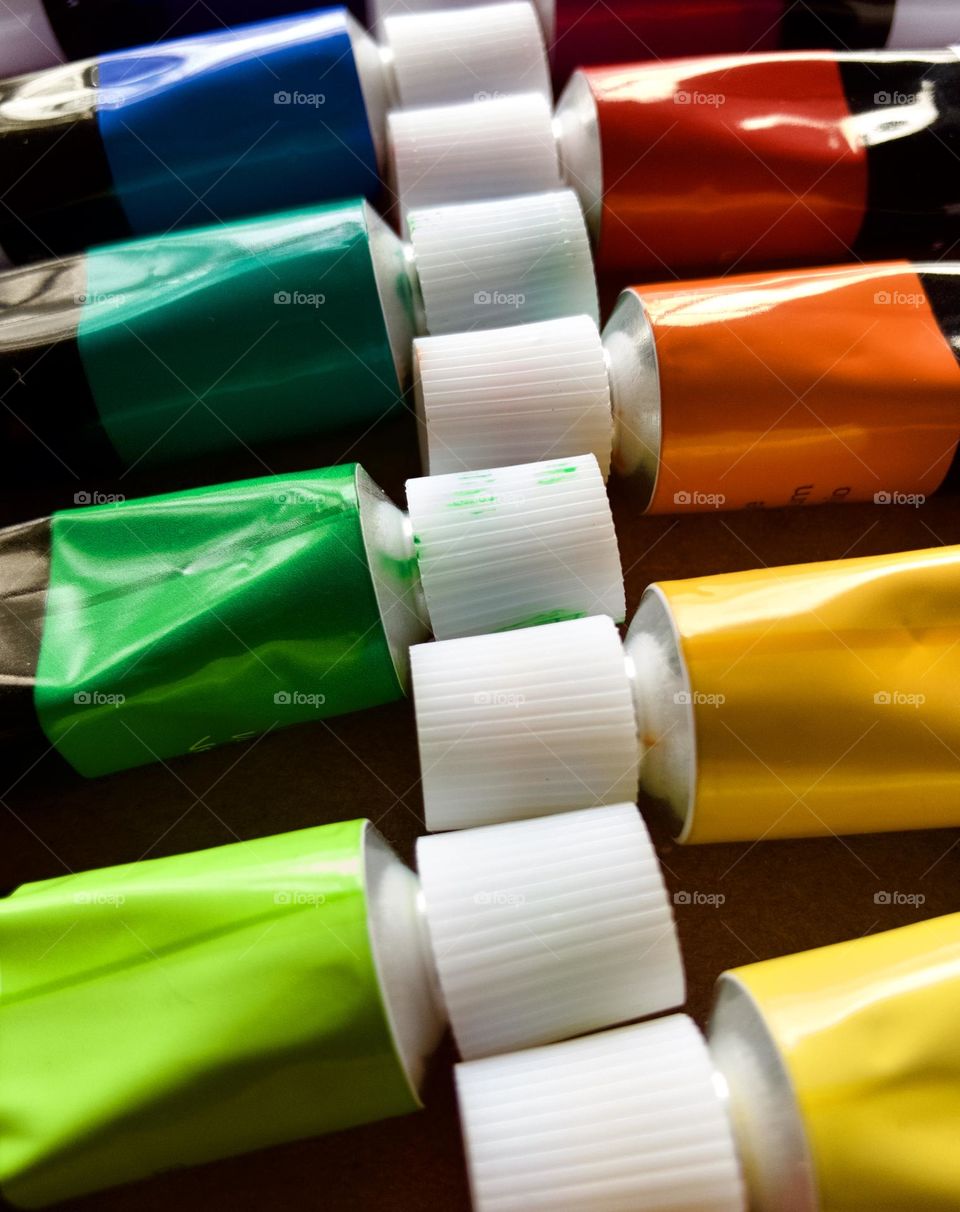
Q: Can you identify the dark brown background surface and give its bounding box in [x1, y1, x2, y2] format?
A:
[2, 401, 959, 1212]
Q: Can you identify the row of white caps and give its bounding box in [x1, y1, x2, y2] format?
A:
[385, 26, 729, 1205]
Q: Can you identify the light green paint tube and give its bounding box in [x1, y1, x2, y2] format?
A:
[0, 805, 683, 1206]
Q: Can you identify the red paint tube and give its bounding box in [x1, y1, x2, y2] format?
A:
[390, 49, 960, 278]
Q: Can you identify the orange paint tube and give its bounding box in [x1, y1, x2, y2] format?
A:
[414, 261, 960, 511]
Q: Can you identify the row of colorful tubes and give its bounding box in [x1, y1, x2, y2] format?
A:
[1, 0, 959, 1208]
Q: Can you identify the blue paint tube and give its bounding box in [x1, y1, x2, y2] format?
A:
[0, 2, 548, 263]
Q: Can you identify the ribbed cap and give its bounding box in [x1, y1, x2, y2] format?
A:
[405, 453, 623, 641]
[456, 1014, 747, 1212]
[369, 0, 556, 40]
[412, 616, 638, 832]
[384, 3, 550, 109]
[417, 804, 685, 1060]
[413, 315, 613, 477]
[388, 93, 559, 216]
[407, 189, 598, 336]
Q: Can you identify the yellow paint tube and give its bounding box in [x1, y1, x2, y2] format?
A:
[641, 542, 960, 842]
[455, 912, 960, 1212]
[411, 543, 960, 843]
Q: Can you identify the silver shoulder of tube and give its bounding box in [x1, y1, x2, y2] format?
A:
[554, 69, 602, 242]
[363, 200, 418, 387]
[363, 823, 445, 1099]
[708, 973, 819, 1212]
[356, 466, 430, 692]
[623, 586, 695, 838]
[346, 13, 395, 171]
[604, 287, 662, 503]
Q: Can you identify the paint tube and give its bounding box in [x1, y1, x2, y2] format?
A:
[456, 910, 960, 1212]
[0, 455, 622, 778]
[0, 190, 595, 478]
[0, 805, 684, 1206]
[370, 0, 960, 85]
[413, 261, 960, 511]
[388, 49, 960, 276]
[0, 2, 548, 264]
[3, 0, 360, 74]
[412, 543, 960, 841]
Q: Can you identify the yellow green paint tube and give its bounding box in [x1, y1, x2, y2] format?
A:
[0, 188, 596, 480]
[0, 804, 683, 1207]
[456, 911, 960, 1212]
[413, 543, 960, 840]
[1, 455, 622, 779]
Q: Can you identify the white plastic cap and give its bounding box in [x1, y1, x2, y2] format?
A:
[388, 92, 559, 217]
[456, 1014, 747, 1212]
[369, 0, 556, 42]
[383, 3, 550, 109]
[412, 615, 638, 832]
[407, 189, 598, 335]
[413, 315, 613, 477]
[417, 804, 685, 1060]
[405, 453, 623, 641]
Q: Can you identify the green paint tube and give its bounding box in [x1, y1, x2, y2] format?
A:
[3, 455, 622, 778]
[0, 805, 683, 1207]
[0, 190, 597, 483]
